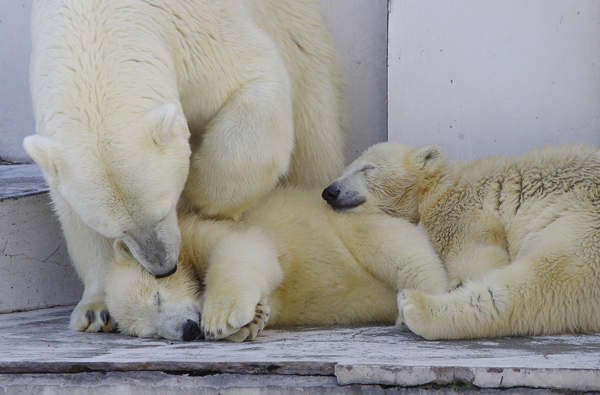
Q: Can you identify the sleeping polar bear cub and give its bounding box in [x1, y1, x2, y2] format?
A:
[105, 186, 449, 341]
[324, 142, 600, 340]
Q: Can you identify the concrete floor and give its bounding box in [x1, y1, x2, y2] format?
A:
[1, 306, 600, 394]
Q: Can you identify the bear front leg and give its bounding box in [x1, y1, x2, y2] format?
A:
[337, 215, 449, 331]
[341, 215, 449, 296]
[338, 215, 448, 330]
[184, 73, 294, 219]
[200, 227, 283, 341]
[54, 194, 115, 333]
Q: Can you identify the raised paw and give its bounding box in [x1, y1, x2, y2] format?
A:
[69, 301, 116, 333]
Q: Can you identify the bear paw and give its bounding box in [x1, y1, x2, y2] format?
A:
[69, 301, 116, 333]
[202, 295, 269, 341]
[394, 312, 408, 331]
[397, 289, 431, 336]
[224, 303, 270, 342]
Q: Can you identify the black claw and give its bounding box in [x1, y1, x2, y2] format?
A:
[100, 310, 110, 325]
[256, 314, 262, 319]
[85, 310, 94, 324]
[182, 320, 202, 341]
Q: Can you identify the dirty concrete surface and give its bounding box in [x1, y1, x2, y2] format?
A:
[1, 306, 599, 393]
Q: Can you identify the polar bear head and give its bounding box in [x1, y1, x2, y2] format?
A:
[322, 142, 444, 224]
[23, 104, 190, 277]
[105, 240, 203, 341]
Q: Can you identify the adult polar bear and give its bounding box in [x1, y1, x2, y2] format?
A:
[103, 186, 448, 342]
[324, 142, 600, 340]
[25, 0, 345, 333]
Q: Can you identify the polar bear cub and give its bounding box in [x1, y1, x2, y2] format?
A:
[324, 142, 600, 340]
[104, 186, 449, 341]
[26, 0, 345, 333]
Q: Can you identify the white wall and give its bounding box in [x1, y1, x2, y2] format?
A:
[0, 1, 34, 164]
[323, 0, 388, 161]
[0, 0, 388, 164]
[389, 1, 600, 161]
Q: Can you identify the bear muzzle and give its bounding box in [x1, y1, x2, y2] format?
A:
[322, 182, 366, 211]
[123, 231, 180, 278]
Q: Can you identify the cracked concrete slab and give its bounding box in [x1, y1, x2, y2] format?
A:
[0, 190, 82, 313]
[1, 307, 599, 393]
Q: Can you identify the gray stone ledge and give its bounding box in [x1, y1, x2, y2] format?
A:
[1, 307, 600, 393]
[0, 372, 568, 395]
[0, 164, 48, 200]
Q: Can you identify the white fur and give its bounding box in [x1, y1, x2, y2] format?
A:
[104, 186, 449, 341]
[328, 142, 600, 339]
[26, 0, 345, 332]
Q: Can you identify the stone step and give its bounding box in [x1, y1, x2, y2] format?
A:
[1, 307, 600, 394]
[0, 164, 82, 313]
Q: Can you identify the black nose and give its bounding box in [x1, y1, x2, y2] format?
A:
[322, 184, 340, 203]
[182, 319, 202, 341]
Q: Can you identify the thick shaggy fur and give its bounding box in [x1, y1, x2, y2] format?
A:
[25, 0, 345, 333]
[325, 142, 600, 340]
[105, 186, 448, 341]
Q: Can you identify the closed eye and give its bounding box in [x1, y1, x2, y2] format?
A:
[360, 164, 376, 172]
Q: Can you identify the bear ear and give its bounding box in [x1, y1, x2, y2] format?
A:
[23, 135, 63, 179]
[145, 104, 178, 147]
[412, 145, 443, 172]
[113, 239, 135, 263]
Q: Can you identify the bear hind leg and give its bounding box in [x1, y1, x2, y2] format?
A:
[282, 91, 346, 188]
[399, 246, 598, 340]
[184, 73, 294, 219]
